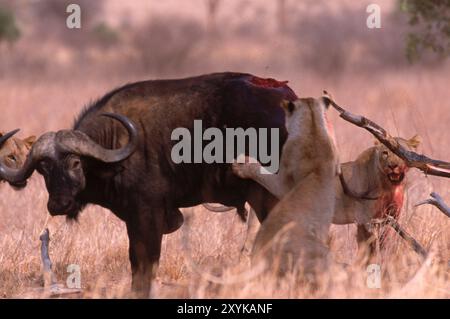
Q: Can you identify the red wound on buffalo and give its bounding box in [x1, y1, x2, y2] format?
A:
[248, 76, 298, 101]
[249, 76, 289, 88]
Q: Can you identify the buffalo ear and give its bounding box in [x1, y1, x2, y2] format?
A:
[23, 136, 36, 149]
[92, 163, 125, 179]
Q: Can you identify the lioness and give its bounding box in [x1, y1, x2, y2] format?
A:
[234, 133, 420, 263]
[334, 135, 420, 260]
[0, 131, 35, 180]
[235, 96, 340, 280]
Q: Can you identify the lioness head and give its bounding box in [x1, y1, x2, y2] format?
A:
[281, 96, 339, 174]
[374, 135, 421, 185]
[0, 132, 35, 174]
[281, 96, 334, 141]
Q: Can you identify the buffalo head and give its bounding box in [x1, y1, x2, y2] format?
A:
[0, 113, 138, 218]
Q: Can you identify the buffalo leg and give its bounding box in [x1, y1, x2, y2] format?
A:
[126, 209, 164, 298]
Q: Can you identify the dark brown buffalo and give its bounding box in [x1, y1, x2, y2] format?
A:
[0, 72, 297, 296]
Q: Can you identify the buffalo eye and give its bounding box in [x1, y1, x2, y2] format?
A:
[382, 151, 389, 158]
[38, 160, 51, 174]
[70, 158, 82, 170]
[7, 154, 16, 162]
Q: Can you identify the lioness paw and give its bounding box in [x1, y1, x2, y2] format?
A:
[232, 156, 260, 179]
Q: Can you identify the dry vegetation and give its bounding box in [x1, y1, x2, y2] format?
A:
[0, 0, 449, 298]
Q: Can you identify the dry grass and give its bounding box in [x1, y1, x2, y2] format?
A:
[1, 67, 449, 299]
[0, 0, 449, 299]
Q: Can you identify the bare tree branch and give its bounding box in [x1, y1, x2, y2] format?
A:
[325, 90, 450, 178]
[385, 216, 428, 259]
[39, 228, 82, 297]
[415, 192, 450, 218]
[39, 228, 57, 287]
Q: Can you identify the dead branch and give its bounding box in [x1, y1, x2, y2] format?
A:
[39, 228, 57, 287]
[38, 228, 82, 297]
[415, 192, 450, 218]
[384, 216, 428, 259]
[372, 217, 427, 259]
[325, 91, 450, 178]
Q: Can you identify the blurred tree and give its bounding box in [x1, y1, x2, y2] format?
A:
[277, 0, 287, 32]
[0, 6, 20, 45]
[30, 0, 105, 48]
[91, 22, 119, 48]
[133, 15, 204, 74]
[206, 0, 221, 35]
[400, 0, 450, 62]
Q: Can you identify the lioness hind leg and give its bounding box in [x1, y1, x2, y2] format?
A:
[240, 209, 260, 255]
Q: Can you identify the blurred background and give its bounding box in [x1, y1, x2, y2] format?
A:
[0, 0, 449, 298]
[1, 0, 448, 77]
[0, 0, 449, 146]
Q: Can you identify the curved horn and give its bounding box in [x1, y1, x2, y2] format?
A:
[0, 129, 20, 148]
[56, 113, 138, 163]
[0, 132, 56, 183]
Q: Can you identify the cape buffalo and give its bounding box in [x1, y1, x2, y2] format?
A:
[0, 72, 297, 296]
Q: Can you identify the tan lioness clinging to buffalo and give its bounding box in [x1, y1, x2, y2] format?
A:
[233, 95, 340, 282]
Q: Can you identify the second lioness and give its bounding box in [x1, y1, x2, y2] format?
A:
[0, 131, 35, 182]
[243, 96, 340, 278]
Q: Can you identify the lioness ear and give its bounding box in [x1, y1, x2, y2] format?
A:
[322, 90, 334, 109]
[91, 162, 125, 179]
[321, 96, 331, 109]
[23, 136, 36, 148]
[281, 100, 296, 114]
[408, 134, 421, 150]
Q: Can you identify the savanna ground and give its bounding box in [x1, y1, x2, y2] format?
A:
[0, 0, 449, 298]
